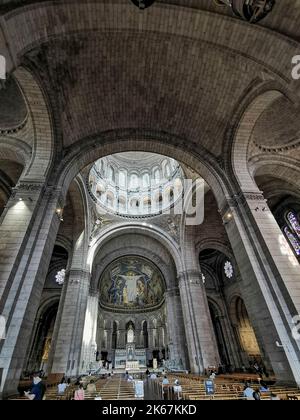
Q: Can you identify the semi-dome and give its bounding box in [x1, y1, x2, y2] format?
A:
[99, 256, 165, 312]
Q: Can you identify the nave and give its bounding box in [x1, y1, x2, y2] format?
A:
[10, 371, 300, 401]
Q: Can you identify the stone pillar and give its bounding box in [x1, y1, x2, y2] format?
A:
[219, 312, 242, 369]
[0, 182, 63, 398]
[80, 292, 98, 372]
[46, 275, 69, 375]
[118, 321, 126, 348]
[221, 191, 300, 385]
[51, 268, 90, 376]
[106, 323, 113, 361]
[51, 233, 90, 377]
[178, 270, 220, 374]
[165, 288, 189, 370]
[135, 327, 141, 347]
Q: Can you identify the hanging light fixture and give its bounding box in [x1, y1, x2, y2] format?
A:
[214, 0, 275, 23]
[130, 0, 156, 10]
[55, 269, 66, 285]
[129, 0, 275, 21]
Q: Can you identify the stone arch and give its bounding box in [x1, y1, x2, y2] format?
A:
[0, 157, 25, 217]
[56, 131, 228, 208]
[92, 244, 175, 293]
[231, 86, 294, 192]
[250, 156, 300, 194]
[55, 235, 73, 258]
[12, 67, 54, 181]
[207, 298, 223, 318]
[0, 76, 28, 130]
[67, 175, 89, 242]
[197, 240, 234, 262]
[198, 244, 239, 283]
[0, 137, 31, 169]
[229, 295, 261, 363]
[25, 296, 60, 374]
[88, 221, 183, 276]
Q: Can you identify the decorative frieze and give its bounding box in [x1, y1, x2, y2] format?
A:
[10, 181, 45, 199]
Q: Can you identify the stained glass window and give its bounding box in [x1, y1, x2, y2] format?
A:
[287, 212, 300, 239]
[284, 227, 300, 256]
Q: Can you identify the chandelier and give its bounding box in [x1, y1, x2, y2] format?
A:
[215, 0, 275, 23]
[130, 0, 155, 9]
[55, 269, 66, 285]
[129, 1, 275, 23]
[224, 261, 234, 279]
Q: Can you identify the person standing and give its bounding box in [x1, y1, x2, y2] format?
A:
[74, 384, 85, 400]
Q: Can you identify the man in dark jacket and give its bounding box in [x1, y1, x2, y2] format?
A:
[25, 373, 45, 400]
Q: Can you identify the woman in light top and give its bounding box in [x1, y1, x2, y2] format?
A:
[58, 380, 68, 394]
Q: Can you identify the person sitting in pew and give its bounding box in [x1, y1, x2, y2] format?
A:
[87, 380, 97, 393]
[173, 380, 183, 400]
[243, 384, 255, 399]
[259, 381, 269, 392]
[58, 379, 68, 395]
[162, 376, 169, 385]
[253, 389, 261, 400]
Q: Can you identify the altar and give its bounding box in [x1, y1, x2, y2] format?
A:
[114, 344, 147, 370]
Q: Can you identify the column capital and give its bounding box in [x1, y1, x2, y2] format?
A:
[178, 270, 203, 286]
[89, 288, 99, 298]
[219, 191, 267, 219]
[164, 287, 180, 298]
[11, 180, 45, 199]
[68, 268, 91, 285]
[11, 181, 65, 205]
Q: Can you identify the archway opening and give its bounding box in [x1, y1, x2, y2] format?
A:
[0, 160, 24, 217]
[0, 77, 27, 129]
[231, 296, 263, 370]
[96, 256, 167, 370]
[255, 173, 300, 262]
[200, 248, 240, 371]
[25, 244, 69, 376]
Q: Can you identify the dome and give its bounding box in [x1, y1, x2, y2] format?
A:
[99, 257, 165, 312]
[88, 152, 184, 217]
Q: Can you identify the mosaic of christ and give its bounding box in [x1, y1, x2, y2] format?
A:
[99, 257, 164, 309]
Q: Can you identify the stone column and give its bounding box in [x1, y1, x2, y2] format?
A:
[118, 320, 126, 348]
[46, 275, 70, 375]
[165, 288, 189, 370]
[51, 268, 90, 376]
[0, 182, 63, 398]
[221, 191, 300, 385]
[178, 270, 220, 374]
[80, 292, 98, 372]
[106, 325, 113, 362]
[219, 312, 242, 369]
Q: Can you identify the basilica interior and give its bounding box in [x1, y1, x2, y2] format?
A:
[0, 0, 300, 401]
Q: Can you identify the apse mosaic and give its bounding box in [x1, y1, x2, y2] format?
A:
[99, 257, 165, 310]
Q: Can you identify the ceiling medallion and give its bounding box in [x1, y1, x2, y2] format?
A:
[130, 0, 156, 10]
[215, 0, 275, 23]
